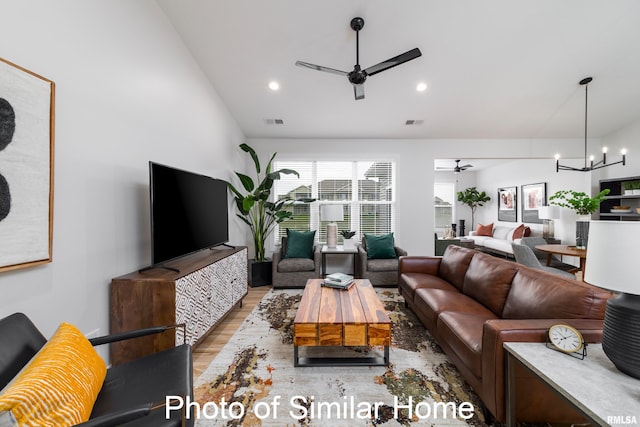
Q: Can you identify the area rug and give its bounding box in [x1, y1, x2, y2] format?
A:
[193, 288, 490, 427]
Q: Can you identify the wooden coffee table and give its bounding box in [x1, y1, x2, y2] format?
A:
[293, 279, 391, 367]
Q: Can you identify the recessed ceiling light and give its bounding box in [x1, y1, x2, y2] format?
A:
[416, 82, 427, 92]
[268, 81, 280, 91]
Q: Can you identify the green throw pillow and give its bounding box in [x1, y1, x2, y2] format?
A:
[284, 229, 316, 259]
[364, 233, 397, 259]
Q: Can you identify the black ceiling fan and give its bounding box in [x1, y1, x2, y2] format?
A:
[436, 160, 474, 173]
[295, 17, 422, 100]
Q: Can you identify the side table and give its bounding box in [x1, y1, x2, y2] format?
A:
[321, 245, 358, 277]
[504, 342, 639, 426]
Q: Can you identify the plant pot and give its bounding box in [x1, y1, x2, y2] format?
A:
[248, 258, 272, 287]
[633, 189, 640, 195]
[343, 238, 356, 249]
[624, 189, 635, 196]
[575, 217, 590, 250]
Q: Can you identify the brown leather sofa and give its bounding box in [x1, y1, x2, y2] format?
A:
[398, 245, 611, 424]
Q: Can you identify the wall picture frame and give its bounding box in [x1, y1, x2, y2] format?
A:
[521, 182, 547, 224]
[0, 58, 55, 272]
[498, 186, 517, 222]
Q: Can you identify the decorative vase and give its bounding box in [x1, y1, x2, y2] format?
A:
[575, 216, 590, 249]
[458, 219, 466, 238]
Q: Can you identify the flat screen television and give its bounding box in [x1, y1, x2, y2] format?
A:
[149, 161, 229, 265]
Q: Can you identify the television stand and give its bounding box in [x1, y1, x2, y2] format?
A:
[111, 246, 248, 365]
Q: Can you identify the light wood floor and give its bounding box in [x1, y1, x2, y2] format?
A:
[192, 285, 271, 378]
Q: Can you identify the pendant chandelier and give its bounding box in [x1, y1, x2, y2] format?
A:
[555, 77, 626, 172]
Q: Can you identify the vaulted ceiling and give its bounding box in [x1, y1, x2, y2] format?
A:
[158, 0, 640, 140]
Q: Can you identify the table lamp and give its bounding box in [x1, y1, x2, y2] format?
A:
[584, 220, 640, 379]
[320, 204, 344, 248]
[538, 205, 560, 239]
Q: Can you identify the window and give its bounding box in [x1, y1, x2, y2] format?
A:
[434, 182, 455, 234]
[273, 161, 395, 244]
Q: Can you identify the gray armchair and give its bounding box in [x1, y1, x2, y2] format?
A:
[511, 243, 576, 279]
[272, 236, 321, 288]
[520, 236, 577, 272]
[356, 240, 407, 287]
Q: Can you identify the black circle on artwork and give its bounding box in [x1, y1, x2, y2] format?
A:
[0, 174, 10, 221]
[0, 97, 16, 152]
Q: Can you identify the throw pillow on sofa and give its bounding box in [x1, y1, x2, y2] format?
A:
[476, 223, 493, 236]
[364, 233, 397, 259]
[0, 322, 107, 427]
[284, 229, 316, 259]
[511, 224, 531, 240]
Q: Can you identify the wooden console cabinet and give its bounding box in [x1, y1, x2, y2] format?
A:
[110, 246, 248, 365]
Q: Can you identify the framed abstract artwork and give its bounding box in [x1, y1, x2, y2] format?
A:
[498, 186, 517, 222]
[521, 182, 547, 224]
[0, 58, 55, 272]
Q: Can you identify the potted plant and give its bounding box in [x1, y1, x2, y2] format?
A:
[633, 181, 640, 195]
[340, 230, 356, 249]
[549, 189, 610, 249]
[623, 181, 634, 196]
[225, 143, 300, 286]
[456, 187, 491, 230]
[549, 189, 610, 216]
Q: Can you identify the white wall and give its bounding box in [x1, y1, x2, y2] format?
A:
[0, 1, 246, 360]
[249, 137, 589, 256]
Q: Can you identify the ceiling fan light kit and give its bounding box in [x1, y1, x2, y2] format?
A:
[295, 17, 422, 100]
[555, 77, 627, 172]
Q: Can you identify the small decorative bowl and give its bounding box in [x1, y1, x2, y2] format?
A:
[637, 208, 640, 214]
[613, 205, 631, 210]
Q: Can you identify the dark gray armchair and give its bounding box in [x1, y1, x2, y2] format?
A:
[272, 236, 321, 288]
[0, 313, 193, 427]
[356, 240, 407, 287]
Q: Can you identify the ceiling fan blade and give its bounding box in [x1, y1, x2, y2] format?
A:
[363, 48, 422, 76]
[460, 164, 474, 169]
[295, 61, 348, 76]
[353, 84, 365, 100]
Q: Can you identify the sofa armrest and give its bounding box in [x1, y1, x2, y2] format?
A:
[313, 245, 322, 276]
[481, 318, 605, 421]
[89, 324, 185, 347]
[394, 246, 408, 257]
[398, 256, 441, 275]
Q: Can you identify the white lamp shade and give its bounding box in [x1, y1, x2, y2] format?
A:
[584, 221, 640, 295]
[320, 204, 344, 222]
[538, 205, 560, 220]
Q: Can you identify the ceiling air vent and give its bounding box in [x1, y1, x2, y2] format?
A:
[265, 119, 285, 125]
[405, 119, 424, 125]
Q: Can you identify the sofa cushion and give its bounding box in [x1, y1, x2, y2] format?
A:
[483, 238, 514, 254]
[462, 252, 518, 316]
[399, 273, 457, 302]
[278, 257, 316, 272]
[502, 267, 610, 319]
[439, 246, 476, 291]
[284, 229, 316, 259]
[0, 323, 106, 426]
[414, 288, 493, 333]
[366, 258, 398, 272]
[492, 226, 511, 240]
[364, 233, 397, 259]
[476, 223, 493, 236]
[437, 311, 498, 379]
